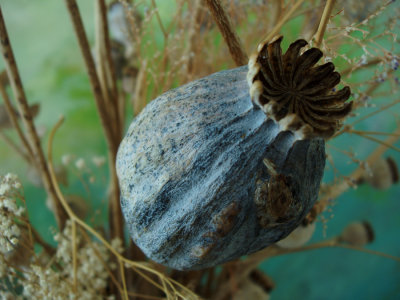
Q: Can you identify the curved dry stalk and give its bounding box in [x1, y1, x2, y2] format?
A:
[0, 6, 67, 229]
[63, 0, 123, 242]
[47, 116, 199, 300]
[119, 259, 129, 300]
[204, 0, 248, 66]
[79, 229, 126, 297]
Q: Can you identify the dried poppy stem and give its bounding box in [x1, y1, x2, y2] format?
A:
[95, 0, 121, 141]
[204, 0, 248, 66]
[0, 75, 34, 160]
[63, 0, 124, 241]
[0, 6, 67, 230]
[64, 0, 115, 151]
[314, 0, 336, 47]
[182, 0, 202, 81]
[133, 59, 148, 116]
[260, 0, 305, 45]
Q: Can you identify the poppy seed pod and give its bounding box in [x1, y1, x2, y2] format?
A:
[116, 37, 352, 270]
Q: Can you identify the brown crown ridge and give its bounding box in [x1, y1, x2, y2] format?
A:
[247, 35, 353, 139]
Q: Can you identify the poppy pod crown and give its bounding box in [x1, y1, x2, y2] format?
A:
[248, 36, 352, 139]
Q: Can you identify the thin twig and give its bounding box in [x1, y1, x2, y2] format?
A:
[351, 131, 400, 152]
[182, 0, 202, 81]
[0, 6, 67, 229]
[204, 0, 248, 66]
[350, 98, 400, 128]
[0, 129, 31, 163]
[314, 0, 336, 47]
[64, 0, 115, 151]
[71, 220, 78, 293]
[63, 0, 124, 242]
[0, 76, 34, 160]
[80, 229, 126, 298]
[95, 0, 121, 140]
[21, 222, 56, 257]
[320, 126, 400, 206]
[349, 129, 400, 137]
[260, 0, 305, 45]
[342, 58, 382, 76]
[133, 59, 148, 116]
[119, 259, 129, 300]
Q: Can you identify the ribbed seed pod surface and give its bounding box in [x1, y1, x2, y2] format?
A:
[117, 37, 351, 270]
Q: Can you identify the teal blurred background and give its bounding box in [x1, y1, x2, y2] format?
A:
[0, 1, 399, 299]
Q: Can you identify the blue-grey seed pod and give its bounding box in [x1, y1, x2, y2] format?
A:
[116, 37, 352, 270]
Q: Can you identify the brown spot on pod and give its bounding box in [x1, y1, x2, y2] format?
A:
[117, 37, 351, 270]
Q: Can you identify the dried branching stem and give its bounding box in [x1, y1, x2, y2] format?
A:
[204, 0, 248, 66]
[64, 0, 115, 151]
[47, 116, 198, 300]
[0, 77, 34, 159]
[260, 0, 305, 45]
[319, 126, 400, 208]
[314, 0, 336, 47]
[244, 238, 400, 268]
[0, 129, 31, 163]
[94, 0, 121, 140]
[342, 58, 382, 76]
[182, 0, 202, 81]
[0, 6, 67, 230]
[63, 0, 124, 241]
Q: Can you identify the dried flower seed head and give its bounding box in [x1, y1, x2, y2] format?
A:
[276, 222, 316, 248]
[118, 66, 326, 270]
[339, 221, 374, 246]
[248, 36, 352, 139]
[363, 156, 399, 190]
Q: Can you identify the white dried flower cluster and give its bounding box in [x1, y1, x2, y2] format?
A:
[92, 155, 106, 168]
[111, 237, 124, 254]
[23, 265, 73, 299]
[0, 174, 25, 255]
[61, 154, 74, 166]
[75, 158, 86, 170]
[23, 220, 114, 298]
